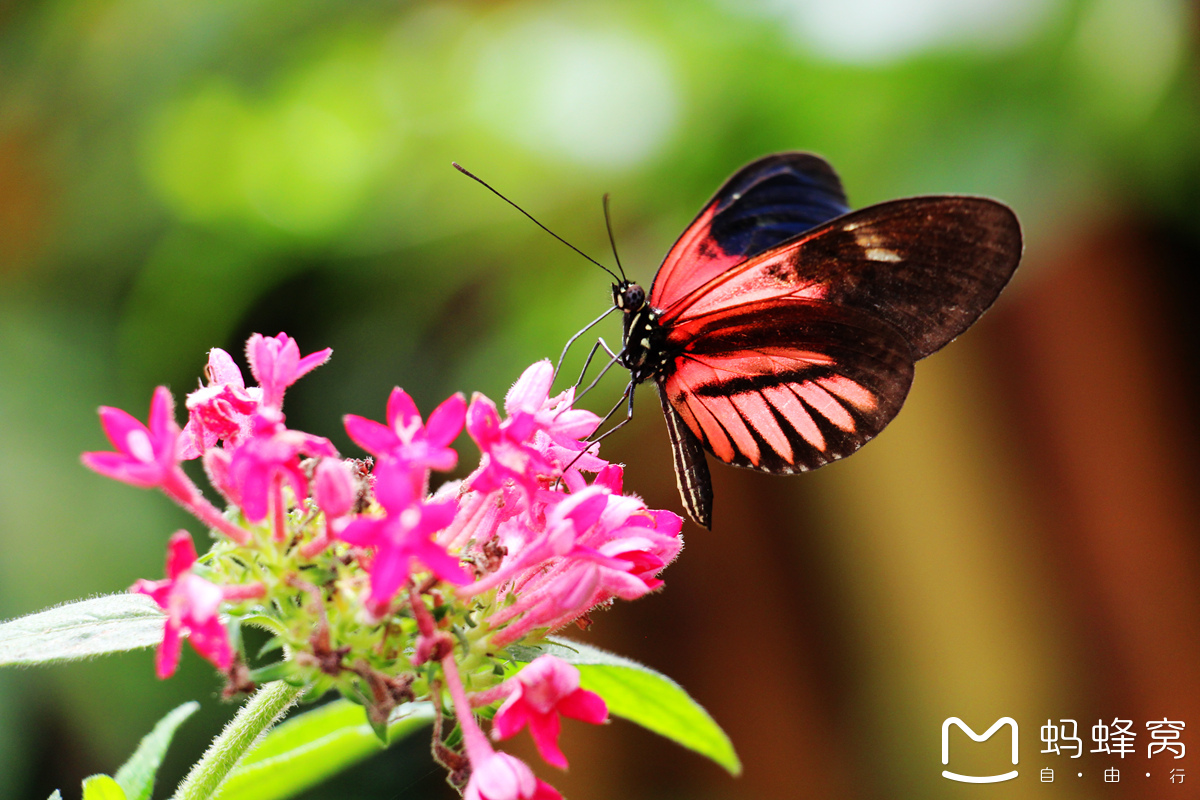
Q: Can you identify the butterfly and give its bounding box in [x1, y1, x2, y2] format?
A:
[612, 152, 1022, 529]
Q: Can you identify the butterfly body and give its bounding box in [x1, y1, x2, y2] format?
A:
[613, 152, 1022, 529]
[614, 284, 671, 382]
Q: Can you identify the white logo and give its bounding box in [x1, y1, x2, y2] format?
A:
[941, 717, 1019, 783]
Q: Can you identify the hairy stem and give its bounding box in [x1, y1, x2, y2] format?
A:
[172, 680, 303, 800]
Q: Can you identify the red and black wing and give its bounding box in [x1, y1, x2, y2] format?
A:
[650, 152, 851, 311]
[657, 298, 917, 528]
[661, 297, 915, 467]
[647, 160, 1021, 527]
[659, 196, 1022, 359]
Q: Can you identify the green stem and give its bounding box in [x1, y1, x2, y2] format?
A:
[172, 681, 304, 800]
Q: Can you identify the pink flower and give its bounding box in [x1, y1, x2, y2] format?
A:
[441, 652, 560, 800]
[504, 360, 601, 448]
[132, 531, 234, 678]
[179, 348, 261, 459]
[486, 483, 683, 646]
[82, 386, 191, 500]
[227, 412, 338, 526]
[344, 389, 465, 471]
[466, 362, 608, 497]
[336, 458, 470, 616]
[505, 361, 605, 491]
[464, 752, 560, 800]
[465, 394, 553, 497]
[492, 655, 608, 768]
[82, 387, 252, 543]
[245, 333, 332, 410]
[461, 487, 614, 598]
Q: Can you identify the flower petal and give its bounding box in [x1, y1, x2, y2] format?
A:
[96, 406, 149, 457]
[386, 388, 421, 432]
[156, 621, 183, 679]
[165, 531, 198, 579]
[505, 360, 554, 416]
[365, 544, 411, 614]
[527, 712, 566, 769]
[294, 347, 333, 379]
[148, 386, 179, 459]
[187, 615, 233, 670]
[344, 415, 400, 456]
[81, 452, 163, 488]
[411, 538, 471, 586]
[466, 395, 501, 446]
[556, 688, 608, 725]
[335, 516, 386, 548]
[493, 690, 531, 740]
[425, 393, 467, 447]
[204, 348, 245, 388]
[371, 458, 420, 513]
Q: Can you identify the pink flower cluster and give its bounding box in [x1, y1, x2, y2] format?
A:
[82, 333, 683, 798]
[453, 361, 683, 646]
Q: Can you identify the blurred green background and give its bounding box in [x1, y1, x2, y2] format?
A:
[3, 0, 1200, 798]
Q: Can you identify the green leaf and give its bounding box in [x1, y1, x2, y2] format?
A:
[114, 701, 200, 800]
[214, 700, 435, 800]
[0, 594, 165, 666]
[517, 638, 742, 776]
[47, 791, 63, 800]
[247, 661, 295, 684]
[81, 775, 127, 800]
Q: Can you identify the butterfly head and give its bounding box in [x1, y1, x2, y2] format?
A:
[613, 281, 646, 314]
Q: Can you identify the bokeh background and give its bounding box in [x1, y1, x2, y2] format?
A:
[3, 0, 1200, 798]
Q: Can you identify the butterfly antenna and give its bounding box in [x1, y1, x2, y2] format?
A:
[452, 162, 622, 283]
[602, 193, 628, 283]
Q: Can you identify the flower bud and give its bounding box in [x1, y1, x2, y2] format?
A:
[314, 458, 356, 518]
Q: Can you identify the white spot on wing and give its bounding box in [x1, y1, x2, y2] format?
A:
[865, 247, 902, 262]
[853, 229, 884, 249]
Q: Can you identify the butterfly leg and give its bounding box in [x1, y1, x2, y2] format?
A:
[555, 381, 636, 484]
[571, 338, 624, 406]
[573, 336, 620, 390]
[587, 379, 635, 440]
[554, 306, 618, 380]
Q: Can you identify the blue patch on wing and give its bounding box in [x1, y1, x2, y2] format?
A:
[707, 153, 851, 260]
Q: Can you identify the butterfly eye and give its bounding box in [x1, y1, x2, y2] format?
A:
[622, 284, 645, 311]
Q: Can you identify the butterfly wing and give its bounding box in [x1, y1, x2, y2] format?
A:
[644, 158, 1020, 526]
[657, 298, 916, 526]
[656, 384, 714, 529]
[660, 196, 1022, 359]
[650, 152, 851, 312]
